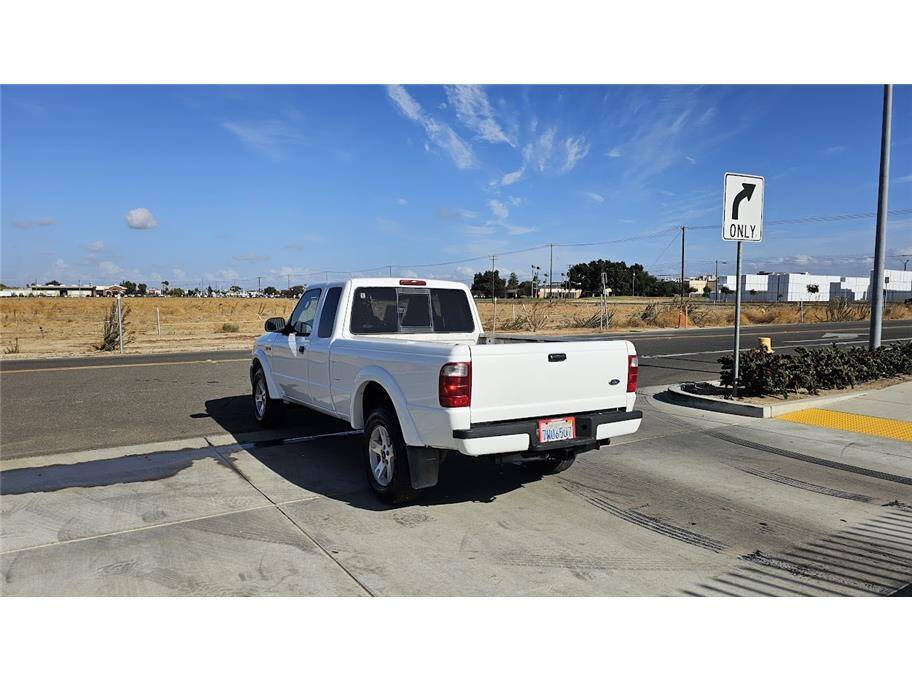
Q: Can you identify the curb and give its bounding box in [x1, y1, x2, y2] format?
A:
[664, 383, 869, 418]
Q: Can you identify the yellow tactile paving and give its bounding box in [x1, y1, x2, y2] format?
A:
[777, 408, 912, 442]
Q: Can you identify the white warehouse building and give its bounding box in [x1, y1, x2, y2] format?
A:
[713, 269, 912, 303]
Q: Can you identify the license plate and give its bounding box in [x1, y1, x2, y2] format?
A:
[538, 417, 576, 443]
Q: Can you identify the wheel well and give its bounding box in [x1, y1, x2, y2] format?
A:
[250, 358, 262, 385]
[362, 381, 395, 422]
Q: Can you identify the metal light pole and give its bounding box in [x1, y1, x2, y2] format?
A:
[732, 243, 743, 397]
[491, 255, 497, 335]
[548, 243, 554, 299]
[714, 260, 727, 304]
[116, 293, 124, 354]
[869, 84, 892, 349]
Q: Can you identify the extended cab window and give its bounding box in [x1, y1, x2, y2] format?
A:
[317, 287, 343, 338]
[350, 287, 474, 334]
[288, 288, 322, 335]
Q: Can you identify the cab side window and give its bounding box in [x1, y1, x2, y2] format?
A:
[288, 288, 322, 336]
[317, 287, 343, 338]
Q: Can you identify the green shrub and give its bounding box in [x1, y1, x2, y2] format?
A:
[718, 342, 912, 398]
[220, 322, 240, 333]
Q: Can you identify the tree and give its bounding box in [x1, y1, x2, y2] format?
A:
[169, 287, 185, 297]
[119, 280, 138, 296]
[263, 286, 279, 296]
[720, 285, 733, 302]
[507, 272, 519, 288]
[282, 285, 305, 298]
[749, 289, 758, 301]
[807, 284, 819, 294]
[566, 259, 677, 298]
[471, 270, 506, 298]
[230, 284, 242, 293]
[702, 285, 712, 298]
[137, 283, 148, 296]
[44, 280, 61, 286]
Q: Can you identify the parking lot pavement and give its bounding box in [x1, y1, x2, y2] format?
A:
[2, 387, 911, 596]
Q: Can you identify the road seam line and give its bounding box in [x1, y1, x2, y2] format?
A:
[206, 437, 376, 597]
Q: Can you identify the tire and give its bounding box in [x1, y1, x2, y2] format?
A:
[252, 367, 284, 426]
[522, 455, 576, 475]
[364, 407, 419, 504]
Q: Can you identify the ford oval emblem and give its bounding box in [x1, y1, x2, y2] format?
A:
[609, 378, 620, 385]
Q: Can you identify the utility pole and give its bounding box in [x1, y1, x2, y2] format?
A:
[286, 274, 291, 289]
[257, 276, 262, 293]
[714, 260, 726, 304]
[388, 265, 393, 277]
[632, 271, 636, 297]
[898, 254, 911, 271]
[548, 243, 554, 299]
[491, 255, 497, 335]
[870, 84, 892, 350]
[679, 226, 686, 301]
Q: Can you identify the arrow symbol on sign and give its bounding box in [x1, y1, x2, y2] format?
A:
[731, 183, 756, 220]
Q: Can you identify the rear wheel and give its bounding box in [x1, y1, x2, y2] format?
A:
[364, 407, 419, 504]
[522, 455, 576, 475]
[252, 367, 284, 426]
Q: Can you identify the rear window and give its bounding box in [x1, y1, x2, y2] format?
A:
[350, 287, 475, 334]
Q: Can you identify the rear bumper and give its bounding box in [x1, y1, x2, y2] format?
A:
[452, 408, 642, 457]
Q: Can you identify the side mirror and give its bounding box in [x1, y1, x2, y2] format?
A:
[264, 317, 286, 332]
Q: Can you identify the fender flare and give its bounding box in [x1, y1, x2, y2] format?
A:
[251, 349, 283, 400]
[351, 366, 423, 447]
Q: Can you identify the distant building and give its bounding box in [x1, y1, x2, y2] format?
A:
[712, 269, 912, 303]
[96, 285, 127, 297]
[0, 284, 96, 297]
[535, 283, 582, 299]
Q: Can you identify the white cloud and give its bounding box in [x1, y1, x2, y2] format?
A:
[685, 155, 696, 164]
[895, 174, 912, 184]
[558, 136, 590, 174]
[232, 251, 270, 262]
[172, 268, 187, 279]
[823, 145, 847, 155]
[606, 147, 622, 158]
[525, 127, 556, 172]
[437, 207, 480, 220]
[506, 225, 535, 235]
[464, 224, 497, 236]
[487, 199, 509, 220]
[221, 120, 305, 159]
[507, 196, 525, 206]
[87, 240, 105, 253]
[387, 85, 476, 169]
[99, 261, 123, 275]
[12, 217, 55, 229]
[444, 85, 514, 145]
[396, 197, 408, 205]
[498, 166, 525, 186]
[124, 208, 158, 230]
[697, 107, 717, 126]
[583, 192, 605, 203]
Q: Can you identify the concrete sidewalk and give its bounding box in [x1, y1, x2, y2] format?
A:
[776, 381, 912, 443]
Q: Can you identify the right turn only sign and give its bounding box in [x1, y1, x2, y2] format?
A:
[723, 172, 764, 241]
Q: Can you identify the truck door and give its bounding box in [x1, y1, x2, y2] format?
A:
[306, 286, 343, 413]
[271, 287, 322, 402]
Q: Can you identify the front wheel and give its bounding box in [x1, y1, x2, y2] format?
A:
[364, 407, 419, 504]
[522, 455, 576, 475]
[252, 367, 284, 426]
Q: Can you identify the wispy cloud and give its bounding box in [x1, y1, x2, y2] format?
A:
[559, 136, 590, 174]
[895, 174, 912, 184]
[124, 208, 158, 230]
[487, 199, 509, 220]
[387, 85, 475, 169]
[232, 251, 270, 262]
[583, 192, 605, 203]
[11, 217, 55, 229]
[221, 120, 306, 159]
[437, 207, 480, 221]
[605, 146, 622, 158]
[87, 240, 105, 253]
[396, 197, 408, 206]
[823, 145, 847, 155]
[444, 85, 514, 146]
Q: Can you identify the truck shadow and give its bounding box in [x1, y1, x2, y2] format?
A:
[203, 395, 541, 510]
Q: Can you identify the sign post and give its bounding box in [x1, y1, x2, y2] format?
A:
[722, 172, 764, 397]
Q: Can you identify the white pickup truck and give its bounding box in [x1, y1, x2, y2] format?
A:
[250, 278, 641, 502]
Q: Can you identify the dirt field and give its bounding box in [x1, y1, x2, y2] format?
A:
[1, 296, 910, 358]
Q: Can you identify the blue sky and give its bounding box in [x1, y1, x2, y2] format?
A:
[2, 84, 911, 289]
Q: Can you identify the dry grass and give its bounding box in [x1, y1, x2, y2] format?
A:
[2, 296, 910, 358]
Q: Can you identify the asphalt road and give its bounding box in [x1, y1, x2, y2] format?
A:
[1, 319, 910, 460]
[3, 383, 910, 595]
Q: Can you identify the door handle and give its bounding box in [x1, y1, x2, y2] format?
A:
[299, 345, 308, 353]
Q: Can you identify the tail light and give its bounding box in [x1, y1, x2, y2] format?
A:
[399, 279, 427, 286]
[626, 354, 639, 393]
[439, 362, 471, 407]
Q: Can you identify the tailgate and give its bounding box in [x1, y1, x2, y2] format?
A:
[469, 340, 633, 423]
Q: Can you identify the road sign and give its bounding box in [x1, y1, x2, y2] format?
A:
[723, 173, 764, 242]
